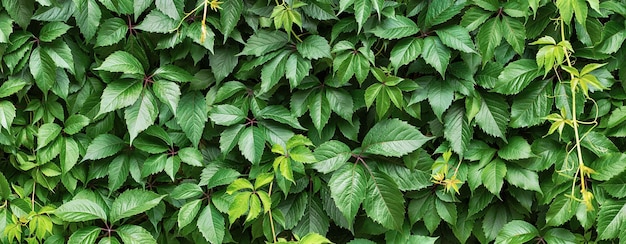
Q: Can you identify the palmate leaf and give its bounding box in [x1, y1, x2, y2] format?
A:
[597, 199, 626, 240]
[176, 92, 208, 147]
[109, 189, 165, 224]
[362, 119, 431, 157]
[329, 164, 368, 226]
[363, 171, 405, 230]
[475, 93, 509, 140]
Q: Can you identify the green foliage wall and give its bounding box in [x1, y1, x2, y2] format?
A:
[2, 0, 626, 243]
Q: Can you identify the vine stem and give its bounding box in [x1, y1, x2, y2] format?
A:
[560, 18, 587, 194]
[268, 181, 277, 243]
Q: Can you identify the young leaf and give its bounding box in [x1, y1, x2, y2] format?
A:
[495, 220, 539, 244]
[329, 164, 367, 226]
[197, 204, 225, 244]
[95, 51, 145, 75]
[176, 92, 208, 147]
[109, 189, 166, 224]
[54, 199, 108, 222]
[82, 134, 125, 161]
[362, 119, 431, 157]
[116, 225, 157, 244]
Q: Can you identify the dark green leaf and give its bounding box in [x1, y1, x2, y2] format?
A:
[125, 92, 158, 144]
[95, 18, 128, 47]
[362, 119, 431, 157]
[422, 36, 451, 77]
[368, 16, 419, 40]
[425, 0, 465, 27]
[209, 104, 246, 126]
[475, 93, 509, 140]
[176, 92, 208, 147]
[481, 158, 507, 196]
[492, 59, 540, 95]
[589, 153, 626, 181]
[444, 104, 472, 157]
[597, 199, 626, 240]
[95, 51, 145, 75]
[29, 47, 56, 93]
[108, 154, 130, 193]
[329, 164, 367, 226]
[239, 30, 289, 57]
[238, 126, 265, 164]
[363, 171, 405, 230]
[135, 9, 177, 33]
[55, 199, 107, 222]
[477, 17, 503, 63]
[389, 37, 422, 70]
[495, 220, 538, 244]
[38, 21, 71, 42]
[545, 196, 576, 227]
[110, 189, 165, 224]
[74, 0, 101, 41]
[435, 25, 476, 53]
[82, 134, 125, 161]
[116, 225, 157, 244]
[297, 35, 331, 59]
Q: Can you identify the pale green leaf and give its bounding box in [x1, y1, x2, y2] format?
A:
[74, 0, 102, 41]
[61, 137, 80, 173]
[0, 78, 27, 98]
[354, 0, 371, 32]
[0, 13, 14, 43]
[178, 199, 202, 228]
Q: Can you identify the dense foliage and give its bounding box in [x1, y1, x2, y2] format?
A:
[2, 0, 626, 243]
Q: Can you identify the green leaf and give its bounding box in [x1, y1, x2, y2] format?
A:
[134, 9, 177, 33]
[239, 30, 289, 57]
[378, 163, 431, 191]
[500, 16, 526, 55]
[0, 13, 12, 43]
[38, 21, 71, 42]
[0, 101, 16, 130]
[601, 175, 626, 198]
[425, 0, 465, 27]
[354, 0, 372, 32]
[82, 134, 125, 161]
[477, 17, 503, 63]
[297, 35, 331, 59]
[152, 80, 181, 116]
[61, 137, 80, 173]
[29, 47, 56, 93]
[209, 104, 246, 126]
[435, 25, 476, 53]
[228, 191, 251, 224]
[510, 79, 552, 128]
[498, 136, 533, 160]
[116, 225, 157, 244]
[155, 0, 182, 20]
[495, 220, 539, 244]
[55, 199, 107, 222]
[152, 65, 194, 82]
[435, 198, 457, 225]
[125, 92, 158, 144]
[95, 51, 145, 75]
[259, 105, 306, 130]
[37, 123, 62, 150]
[178, 199, 202, 229]
[108, 154, 130, 194]
[475, 93, 509, 140]
[543, 228, 576, 244]
[427, 79, 454, 121]
[64, 114, 90, 135]
[177, 92, 208, 147]
[201, 167, 241, 188]
[362, 119, 431, 157]
[0, 78, 27, 98]
[326, 88, 354, 121]
[546, 195, 576, 227]
[293, 195, 330, 237]
[589, 153, 626, 181]
[329, 164, 367, 226]
[197, 204, 225, 244]
[98, 80, 143, 116]
[219, 0, 243, 41]
[95, 18, 128, 47]
[422, 36, 451, 77]
[3, 0, 34, 29]
[492, 59, 541, 95]
[505, 165, 542, 193]
[74, 0, 102, 41]
[260, 50, 289, 94]
[363, 171, 405, 230]
[607, 106, 626, 128]
[238, 126, 265, 164]
[68, 226, 100, 244]
[286, 53, 312, 88]
[178, 147, 204, 167]
[0, 173, 9, 200]
[389, 37, 422, 70]
[170, 183, 203, 200]
[313, 141, 352, 174]
[309, 91, 331, 132]
[277, 192, 308, 229]
[368, 16, 419, 40]
[444, 104, 472, 157]
[597, 199, 626, 240]
[481, 158, 507, 196]
[209, 47, 239, 83]
[110, 189, 165, 224]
